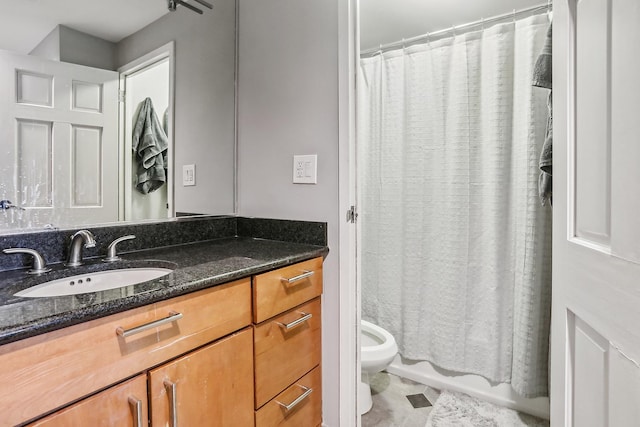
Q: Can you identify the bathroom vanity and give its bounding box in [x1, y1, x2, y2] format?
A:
[0, 218, 327, 427]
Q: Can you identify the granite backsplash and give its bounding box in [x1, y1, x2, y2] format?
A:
[0, 216, 328, 272]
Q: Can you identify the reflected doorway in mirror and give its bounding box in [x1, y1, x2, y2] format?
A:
[119, 42, 175, 223]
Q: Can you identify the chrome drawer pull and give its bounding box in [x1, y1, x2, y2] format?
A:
[128, 396, 143, 427]
[277, 312, 312, 330]
[281, 270, 314, 284]
[276, 385, 313, 412]
[164, 379, 178, 427]
[116, 311, 183, 337]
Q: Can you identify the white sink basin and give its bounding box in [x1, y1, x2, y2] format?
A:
[14, 268, 173, 298]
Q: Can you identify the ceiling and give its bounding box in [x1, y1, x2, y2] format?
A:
[360, 0, 547, 51]
[0, 0, 170, 54]
[1, 1, 547, 55]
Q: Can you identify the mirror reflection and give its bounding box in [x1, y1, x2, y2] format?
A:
[0, 0, 236, 233]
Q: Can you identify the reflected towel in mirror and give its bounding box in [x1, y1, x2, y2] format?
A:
[132, 97, 168, 194]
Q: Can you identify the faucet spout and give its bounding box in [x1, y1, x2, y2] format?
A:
[66, 230, 96, 267]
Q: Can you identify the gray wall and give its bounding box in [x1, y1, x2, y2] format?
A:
[30, 25, 117, 70]
[59, 26, 117, 70]
[117, 1, 236, 215]
[237, 0, 341, 424]
[29, 26, 61, 61]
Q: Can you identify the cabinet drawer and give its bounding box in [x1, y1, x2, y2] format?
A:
[253, 257, 323, 323]
[255, 366, 322, 427]
[27, 375, 148, 427]
[254, 298, 321, 408]
[0, 279, 251, 427]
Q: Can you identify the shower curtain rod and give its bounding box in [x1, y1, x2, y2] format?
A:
[360, 2, 552, 56]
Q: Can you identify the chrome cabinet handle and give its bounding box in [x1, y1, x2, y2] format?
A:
[164, 379, 178, 427]
[276, 312, 312, 330]
[280, 270, 314, 284]
[128, 396, 143, 427]
[116, 311, 183, 337]
[276, 385, 313, 412]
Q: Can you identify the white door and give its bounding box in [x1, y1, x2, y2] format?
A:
[0, 50, 118, 230]
[551, 1, 640, 426]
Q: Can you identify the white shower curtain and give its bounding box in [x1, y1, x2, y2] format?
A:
[358, 14, 552, 398]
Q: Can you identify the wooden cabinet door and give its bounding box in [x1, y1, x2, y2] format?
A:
[149, 328, 254, 427]
[27, 375, 148, 427]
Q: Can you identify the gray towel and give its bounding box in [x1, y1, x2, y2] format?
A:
[533, 24, 552, 206]
[132, 98, 168, 194]
[532, 25, 552, 90]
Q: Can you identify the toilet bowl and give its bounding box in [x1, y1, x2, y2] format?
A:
[360, 319, 398, 414]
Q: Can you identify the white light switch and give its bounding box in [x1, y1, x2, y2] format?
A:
[293, 155, 317, 184]
[183, 164, 196, 186]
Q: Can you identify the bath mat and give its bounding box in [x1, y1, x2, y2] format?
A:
[426, 391, 549, 427]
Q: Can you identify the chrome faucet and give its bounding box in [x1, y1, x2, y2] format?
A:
[66, 230, 96, 267]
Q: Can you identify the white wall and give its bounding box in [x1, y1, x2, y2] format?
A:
[360, 0, 543, 50]
[237, 0, 341, 424]
[117, 1, 236, 215]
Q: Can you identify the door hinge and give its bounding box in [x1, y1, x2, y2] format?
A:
[118, 90, 125, 102]
[346, 205, 358, 223]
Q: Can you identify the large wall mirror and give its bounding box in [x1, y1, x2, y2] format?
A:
[0, 0, 236, 233]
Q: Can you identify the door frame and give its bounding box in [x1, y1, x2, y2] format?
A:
[117, 41, 175, 221]
[338, 0, 360, 425]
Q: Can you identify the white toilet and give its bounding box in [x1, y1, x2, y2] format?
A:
[360, 319, 398, 414]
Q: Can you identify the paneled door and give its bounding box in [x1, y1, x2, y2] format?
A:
[0, 50, 118, 229]
[552, 0, 640, 425]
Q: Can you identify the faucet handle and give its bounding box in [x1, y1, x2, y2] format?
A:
[104, 235, 136, 262]
[0, 200, 25, 211]
[3, 248, 51, 274]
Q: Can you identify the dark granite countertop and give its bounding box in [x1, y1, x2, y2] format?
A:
[0, 237, 328, 346]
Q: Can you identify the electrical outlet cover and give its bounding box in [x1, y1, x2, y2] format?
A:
[293, 155, 317, 184]
[183, 164, 196, 186]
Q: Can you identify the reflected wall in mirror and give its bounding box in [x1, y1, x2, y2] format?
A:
[0, 0, 236, 233]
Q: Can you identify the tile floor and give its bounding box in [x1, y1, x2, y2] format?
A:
[361, 371, 440, 427]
